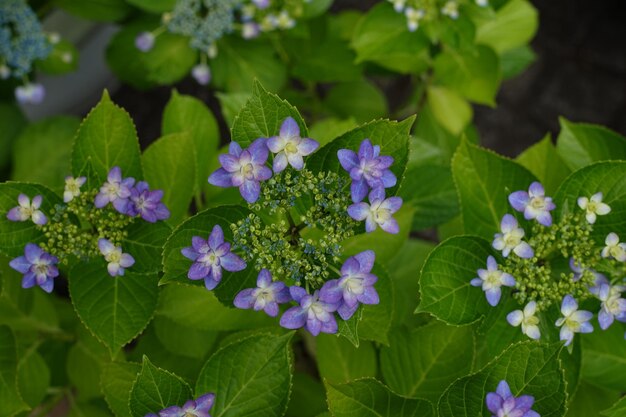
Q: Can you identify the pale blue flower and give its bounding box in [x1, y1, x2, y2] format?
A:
[98, 239, 135, 277]
[507, 301, 541, 340]
[555, 295, 593, 346]
[486, 380, 539, 417]
[7, 194, 47, 225]
[471, 256, 515, 306]
[347, 188, 402, 234]
[492, 214, 533, 258]
[508, 182, 555, 227]
[266, 117, 318, 173]
[280, 287, 338, 336]
[233, 269, 290, 317]
[596, 283, 626, 330]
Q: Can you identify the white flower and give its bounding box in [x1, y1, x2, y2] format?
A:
[63, 176, 86, 203]
[98, 239, 135, 277]
[390, 0, 407, 12]
[441, 1, 459, 19]
[405, 7, 425, 32]
[601, 233, 626, 262]
[577, 192, 611, 224]
[475, 0, 488, 6]
[555, 295, 593, 346]
[492, 214, 534, 258]
[471, 256, 516, 306]
[507, 301, 541, 340]
[7, 194, 47, 225]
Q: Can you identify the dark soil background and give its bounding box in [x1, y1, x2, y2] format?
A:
[111, 0, 626, 157]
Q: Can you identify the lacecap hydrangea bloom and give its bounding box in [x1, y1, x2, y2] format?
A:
[6, 167, 170, 292]
[182, 117, 403, 335]
[470, 182, 626, 345]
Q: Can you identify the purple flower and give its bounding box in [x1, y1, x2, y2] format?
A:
[492, 214, 533, 258]
[486, 380, 539, 417]
[7, 194, 47, 225]
[15, 83, 45, 104]
[159, 393, 215, 417]
[127, 181, 170, 223]
[470, 256, 516, 306]
[319, 250, 379, 320]
[596, 283, 626, 330]
[208, 140, 272, 203]
[9, 244, 59, 293]
[181, 225, 247, 290]
[94, 167, 135, 214]
[280, 287, 338, 336]
[555, 295, 593, 346]
[337, 139, 396, 203]
[98, 239, 135, 277]
[347, 188, 402, 234]
[135, 32, 155, 52]
[192, 63, 211, 85]
[252, 0, 270, 9]
[266, 117, 319, 173]
[508, 182, 556, 227]
[234, 269, 291, 317]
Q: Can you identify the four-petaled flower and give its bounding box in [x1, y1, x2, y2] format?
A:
[492, 214, 534, 258]
[506, 301, 541, 340]
[338, 138, 396, 203]
[95, 167, 135, 213]
[470, 256, 516, 306]
[555, 295, 593, 346]
[267, 117, 319, 173]
[486, 380, 539, 417]
[601, 233, 626, 262]
[15, 83, 45, 104]
[577, 192, 611, 224]
[98, 238, 135, 277]
[347, 188, 402, 234]
[508, 182, 556, 227]
[7, 194, 47, 225]
[234, 269, 290, 317]
[596, 283, 626, 330]
[208, 140, 272, 203]
[280, 287, 338, 336]
[181, 225, 246, 290]
[9, 243, 59, 293]
[127, 181, 170, 223]
[320, 250, 379, 320]
[405, 7, 425, 31]
[63, 176, 86, 203]
[159, 393, 215, 417]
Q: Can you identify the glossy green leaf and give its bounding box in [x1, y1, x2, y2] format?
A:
[153, 315, 217, 359]
[216, 92, 251, 128]
[129, 356, 193, 417]
[142, 133, 196, 224]
[357, 265, 394, 345]
[426, 86, 473, 135]
[438, 342, 567, 417]
[71, 91, 143, 184]
[195, 332, 294, 417]
[581, 323, 626, 391]
[302, 0, 333, 18]
[602, 396, 626, 417]
[500, 45, 536, 79]
[101, 361, 141, 417]
[0, 325, 29, 416]
[476, 0, 539, 53]
[69, 261, 159, 355]
[0, 103, 26, 170]
[555, 118, 626, 171]
[565, 382, 620, 417]
[417, 235, 495, 324]
[231, 81, 307, 148]
[324, 80, 388, 123]
[286, 372, 328, 417]
[122, 221, 172, 275]
[326, 378, 434, 417]
[309, 118, 358, 147]
[380, 322, 474, 402]
[316, 334, 377, 383]
[17, 349, 50, 407]
[66, 326, 110, 401]
[451, 140, 537, 239]
[516, 135, 571, 195]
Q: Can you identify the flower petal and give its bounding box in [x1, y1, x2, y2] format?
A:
[298, 138, 319, 156]
[509, 191, 530, 212]
[240, 180, 261, 203]
[273, 152, 288, 173]
[347, 203, 369, 221]
[221, 252, 247, 272]
[280, 117, 300, 138]
[337, 149, 358, 172]
[280, 306, 307, 329]
[234, 289, 256, 309]
[208, 168, 233, 188]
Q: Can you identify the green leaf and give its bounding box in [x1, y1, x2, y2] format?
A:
[66, 326, 110, 401]
[351, 3, 430, 74]
[309, 118, 359, 148]
[433, 45, 501, 106]
[153, 315, 217, 359]
[316, 334, 377, 383]
[126, 0, 176, 13]
[216, 92, 251, 128]
[323, 80, 388, 123]
[555, 118, 626, 171]
[71, 91, 143, 184]
[380, 322, 474, 402]
[326, 378, 435, 417]
[516, 135, 572, 195]
[122, 221, 172, 275]
[142, 133, 195, 224]
[195, 332, 294, 417]
[161, 91, 220, 192]
[101, 361, 141, 417]
[476, 0, 539, 54]
[602, 396, 626, 417]
[581, 323, 626, 391]
[302, 0, 333, 18]
[161, 206, 257, 305]
[69, 261, 159, 355]
[56, 0, 132, 21]
[357, 265, 394, 346]
[11, 116, 80, 192]
[565, 382, 621, 417]
[553, 162, 626, 241]
[438, 342, 567, 417]
[417, 235, 495, 324]
[426, 86, 473, 135]
[286, 372, 328, 417]
[129, 356, 193, 417]
[36, 39, 79, 75]
[451, 140, 537, 239]
[400, 164, 460, 231]
[0, 325, 29, 416]
[0, 182, 64, 257]
[17, 349, 50, 407]
[231, 81, 307, 148]
[337, 308, 362, 347]
[0, 103, 26, 170]
[212, 37, 287, 93]
[500, 45, 536, 79]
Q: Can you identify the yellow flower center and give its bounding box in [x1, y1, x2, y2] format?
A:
[285, 142, 298, 154]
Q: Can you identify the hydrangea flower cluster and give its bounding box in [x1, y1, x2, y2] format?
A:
[182, 117, 403, 335]
[134, 0, 311, 86]
[388, 0, 489, 32]
[486, 380, 539, 417]
[145, 393, 215, 417]
[0, 0, 53, 104]
[470, 181, 626, 346]
[6, 167, 170, 292]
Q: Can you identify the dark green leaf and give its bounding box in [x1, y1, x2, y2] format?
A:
[56, 0, 132, 21]
[581, 323, 626, 391]
[516, 135, 571, 195]
[122, 221, 172, 275]
[323, 80, 388, 123]
[17, 348, 50, 407]
[101, 361, 141, 417]
[0, 325, 29, 416]
[316, 334, 377, 383]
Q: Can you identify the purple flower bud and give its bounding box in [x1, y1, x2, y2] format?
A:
[94, 167, 135, 214]
[7, 194, 47, 225]
[9, 244, 59, 293]
[15, 83, 45, 104]
[135, 31, 155, 52]
[233, 269, 291, 317]
[279, 287, 338, 336]
[127, 181, 170, 223]
[191, 63, 211, 85]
